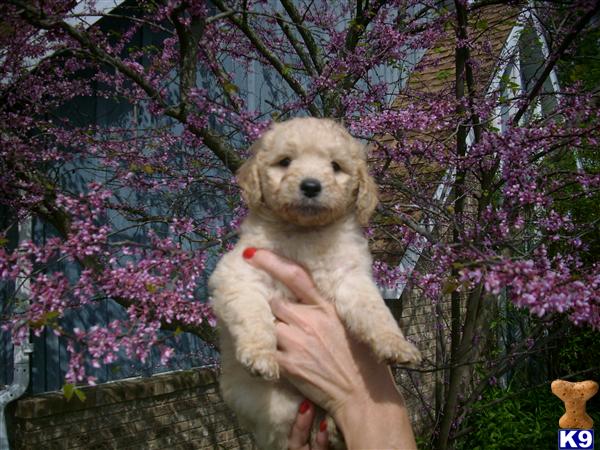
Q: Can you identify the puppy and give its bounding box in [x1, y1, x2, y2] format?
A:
[209, 117, 420, 449]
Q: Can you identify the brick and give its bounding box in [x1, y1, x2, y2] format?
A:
[10, 368, 255, 450]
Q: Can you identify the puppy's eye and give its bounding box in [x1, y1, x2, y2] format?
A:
[331, 161, 341, 172]
[278, 157, 291, 168]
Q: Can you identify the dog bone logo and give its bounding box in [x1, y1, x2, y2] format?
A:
[551, 379, 598, 429]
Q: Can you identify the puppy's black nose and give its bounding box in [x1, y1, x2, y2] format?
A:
[300, 178, 322, 198]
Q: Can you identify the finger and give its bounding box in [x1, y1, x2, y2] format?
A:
[288, 400, 314, 450]
[315, 419, 329, 450]
[272, 299, 325, 350]
[273, 320, 296, 351]
[243, 248, 324, 305]
[270, 297, 302, 325]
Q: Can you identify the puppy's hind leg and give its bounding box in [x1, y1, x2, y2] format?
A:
[221, 368, 301, 450]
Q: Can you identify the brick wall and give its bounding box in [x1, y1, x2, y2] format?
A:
[7, 368, 256, 449]
[387, 283, 453, 435]
[6, 297, 448, 449]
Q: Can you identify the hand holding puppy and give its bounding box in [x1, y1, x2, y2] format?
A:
[245, 248, 417, 450]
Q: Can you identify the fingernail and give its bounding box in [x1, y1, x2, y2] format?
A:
[242, 247, 257, 259]
[299, 399, 311, 414]
[319, 419, 327, 432]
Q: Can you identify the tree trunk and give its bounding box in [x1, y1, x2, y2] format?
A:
[435, 2, 469, 449]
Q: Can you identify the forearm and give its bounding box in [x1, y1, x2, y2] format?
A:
[333, 369, 417, 450]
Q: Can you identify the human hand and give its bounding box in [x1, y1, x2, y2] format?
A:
[243, 248, 417, 450]
[288, 400, 328, 450]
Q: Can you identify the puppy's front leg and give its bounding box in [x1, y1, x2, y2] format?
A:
[211, 281, 279, 380]
[335, 272, 421, 365]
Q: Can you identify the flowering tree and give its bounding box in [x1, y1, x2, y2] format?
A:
[1, 0, 598, 448]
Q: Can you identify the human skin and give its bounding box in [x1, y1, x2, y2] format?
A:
[288, 399, 329, 450]
[243, 248, 417, 450]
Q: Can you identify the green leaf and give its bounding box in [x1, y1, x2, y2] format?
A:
[281, 65, 292, 77]
[46, 311, 60, 321]
[64, 383, 86, 402]
[508, 80, 520, 93]
[222, 80, 239, 95]
[475, 19, 488, 31]
[74, 388, 86, 403]
[63, 383, 74, 401]
[331, 72, 347, 81]
[29, 310, 61, 328]
[142, 164, 155, 175]
[436, 69, 452, 81]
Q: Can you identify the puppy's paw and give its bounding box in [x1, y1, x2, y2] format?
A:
[373, 332, 421, 366]
[237, 347, 280, 380]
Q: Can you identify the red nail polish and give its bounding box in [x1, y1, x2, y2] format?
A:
[299, 399, 311, 414]
[319, 419, 327, 432]
[243, 247, 257, 259]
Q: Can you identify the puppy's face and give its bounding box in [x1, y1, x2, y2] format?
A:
[237, 118, 378, 227]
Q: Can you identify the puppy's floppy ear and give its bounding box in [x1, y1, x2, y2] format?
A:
[356, 160, 378, 226]
[236, 156, 261, 208]
[236, 123, 276, 208]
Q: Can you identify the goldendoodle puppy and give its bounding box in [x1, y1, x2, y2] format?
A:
[209, 117, 420, 449]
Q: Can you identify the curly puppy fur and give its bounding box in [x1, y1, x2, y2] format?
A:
[209, 117, 421, 449]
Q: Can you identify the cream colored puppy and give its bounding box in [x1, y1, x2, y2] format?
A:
[209, 117, 420, 449]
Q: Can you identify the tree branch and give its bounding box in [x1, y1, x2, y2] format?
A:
[15, 166, 219, 345]
[321, 0, 385, 116]
[169, 2, 205, 116]
[436, 3, 471, 449]
[12, 0, 243, 173]
[212, 0, 321, 117]
[275, 12, 317, 76]
[279, 0, 324, 73]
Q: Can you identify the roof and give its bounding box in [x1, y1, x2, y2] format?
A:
[403, 5, 521, 100]
[372, 5, 523, 268]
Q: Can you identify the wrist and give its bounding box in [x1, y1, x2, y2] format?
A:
[332, 370, 416, 450]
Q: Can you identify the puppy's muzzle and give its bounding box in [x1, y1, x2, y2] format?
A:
[300, 178, 321, 198]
